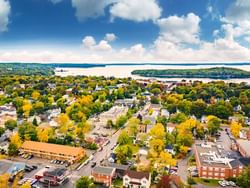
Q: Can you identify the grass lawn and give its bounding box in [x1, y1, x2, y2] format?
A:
[194, 178, 219, 187]
[112, 179, 123, 187]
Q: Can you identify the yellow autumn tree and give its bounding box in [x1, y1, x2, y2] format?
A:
[37, 127, 52, 142]
[149, 138, 165, 157]
[22, 100, 32, 118]
[20, 182, 31, 188]
[231, 121, 242, 138]
[57, 113, 73, 133]
[149, 123, 165, 139]
[0, 173, 10, 188]
[10, 133, 22, 148]
[31, 91, 40, 100]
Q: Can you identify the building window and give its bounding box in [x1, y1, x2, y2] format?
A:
[209, 167, 213, 171]
[221, 168, 225, 172]
[202, 167, 207, 170]
[202, 172, 207, 175]
[214, 168, 219, 171]
[220, 173, 225, 177]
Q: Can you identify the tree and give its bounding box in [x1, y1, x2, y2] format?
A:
[0, 127, 5, 137]
[115, 115, 128, 128]
[10, 133, 22, 148]
[22, 100, 32, 118]
[106, 119, 114, 128]
[127, 117, 140, 137]
[190, 99, 207, 118]
[76, 176, 95, 188]
[149, 123, 165, 139]
[0, 173, 10, 188]
[57, 113, 73, 133]
[237, 165, 250, 188]
[20, 182, 31, 188]
[118, 131, 130, 145]
[231, 121, 242, 138]
[207, 115, 221, 135]
[170, 113, 187, 124]
[37, 127, 52, 142]
[149, 139, 165, 156]
[116, 145, 133, 164]
[32, 91, 40, 100]
[4, 119, 17, 131]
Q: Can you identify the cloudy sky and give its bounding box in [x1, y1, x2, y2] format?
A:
[0, 0, 250, 63]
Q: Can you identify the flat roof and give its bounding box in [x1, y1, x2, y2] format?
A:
[195, 143, 240, 169]
[237, 139, 250, 156]
[21, 141, 84, 157]
[92, 166, 115, 176]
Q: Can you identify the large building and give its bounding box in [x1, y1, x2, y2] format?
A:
[236, 139, 250, 158]
[194, 143, 243, 179]
[20, 141, 85, 163]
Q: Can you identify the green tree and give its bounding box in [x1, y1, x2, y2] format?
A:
[76, 176, 95, 188]
[236, 165, 250, 188]
[207, 115, 221, 135]
[118, 131, 131, 145]
[4, 119, 17, 131]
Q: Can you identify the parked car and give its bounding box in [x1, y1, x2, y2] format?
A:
[91, 162, 97, 168]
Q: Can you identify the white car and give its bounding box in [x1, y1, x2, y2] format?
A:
[218, 181, 227, 187]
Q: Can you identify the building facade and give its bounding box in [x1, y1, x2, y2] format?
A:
[123, 170, 151, 188]
[194, 143, 243, 179]
[91, 166, 115, 187]
[20, 141, 85, 163]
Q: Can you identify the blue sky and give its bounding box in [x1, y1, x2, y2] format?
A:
[0, 0, 250, 63]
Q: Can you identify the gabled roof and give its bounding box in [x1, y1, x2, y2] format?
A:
[125, 170, 150, 180]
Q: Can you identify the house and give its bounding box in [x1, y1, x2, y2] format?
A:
[234, 105, 242, 112]
[0, 141, 9, 154]
[41, 168, 69, 186]
[239, 128, 250, 140]
[194, 143, 243, 179]
[123, 170, 151, 188]
[0, 104, 17, 128]
[236, 139, 250, 158]
[91, 166, 115, 186]
[165, 144, 175, 155]
[20, 141, 85, 163]
[166, 123, 177, 133]
[161, 109, 170, 118]
[105, 163, 129, 178]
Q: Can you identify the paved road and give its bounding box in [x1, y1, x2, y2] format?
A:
[70, 128, 121, 182]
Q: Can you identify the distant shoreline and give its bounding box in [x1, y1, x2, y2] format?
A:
[131, 67, 250, 79]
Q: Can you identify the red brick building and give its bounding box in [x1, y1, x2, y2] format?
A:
[194, 143, 243, 179]
[91, 166, 115, 186]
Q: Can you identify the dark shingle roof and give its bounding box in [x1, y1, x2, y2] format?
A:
[125, 170, 150, 180]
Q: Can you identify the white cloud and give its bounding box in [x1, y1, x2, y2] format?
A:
[71, 0, 110, 21]
[110, 0, 162, 22]
[0, 0, 11, 32]
[222, 0, 250, 42]
[104, 33, 117, 42]
[82, 36, 112, 52]
[157, 13, 201, 44]
[49, 0, 63, 4]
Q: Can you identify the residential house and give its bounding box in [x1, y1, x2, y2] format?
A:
[105, 163, 129, 178]
[123, 170, 151, 188]
[236, 139, 250, 158]
[91, 166, 115, 187]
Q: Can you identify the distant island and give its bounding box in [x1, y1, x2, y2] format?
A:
[131, 67, 250, 79]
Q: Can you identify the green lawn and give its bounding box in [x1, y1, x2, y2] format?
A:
[112, 179, 123, 187]
[194, 178, 219, 187]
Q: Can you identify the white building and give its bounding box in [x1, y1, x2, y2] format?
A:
[123, 170, 151, 188]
